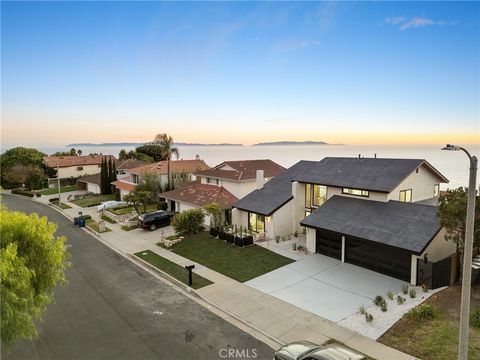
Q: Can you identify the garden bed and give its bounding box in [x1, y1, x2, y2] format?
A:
[86, 218, 111, 233]
[108, 203, 158, 215]
[135, 250, 213, 289]
[71, 194, 115, 207]
[52, 201, 72, 209]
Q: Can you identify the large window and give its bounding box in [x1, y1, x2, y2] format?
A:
[399, 189, 412, 202]
[305, 184, 327, 209]
[248, 212, 265, 233]
[342, 188, 369, 197]
[434, 184, 440, 197]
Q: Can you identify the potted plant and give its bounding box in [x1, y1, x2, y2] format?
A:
[219, 224, 228, 241]
[209, 218, 219, 238]
[243, 228, 254, 246]
[234, 225, 244, 247]
[226, 225, 234, 244]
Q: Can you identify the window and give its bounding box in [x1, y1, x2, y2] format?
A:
[313, 185, 328, 206]
[132, 174, 140, 184]
[305, 184, 311, 208]
[248, 212, 265, 233]
[399, 189, 412, 202]
[434, 184, 440, 197]
[206, 177, 219, 185]
[342, 188, 369, 197]
[77, 166, 83, 171]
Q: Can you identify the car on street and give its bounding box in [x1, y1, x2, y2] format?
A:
[138, 210, 175, 231]
[274, 341, 364, 360]
[97, 200, 126, 211]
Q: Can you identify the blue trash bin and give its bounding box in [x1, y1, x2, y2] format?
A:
[78, 218, 86, 228]
[74, 217, 80, 225]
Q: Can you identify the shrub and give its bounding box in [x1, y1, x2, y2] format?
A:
[381, 301, 388, 312]
[171, 208, 205, 235]
[373, 295, 385, 306]
[421, 284, 429, 293]
[409, 288, 417, 298]
[387, 290, 394, 300]
[401, 284, 409, 295]
[470, 305, 480, 328]
[101, 215, 116, 224]
[365, 313, 373, 323]
[11, 188, 34, 197]
[407, 304, 437, 321]
[275, 235, 280, 243]
[165, 234, 179, 241]
[359, 304, 366, 315]
[397, 295, 406, 305]
[49, 197, 60, 203]
[294, 231, 298, 238]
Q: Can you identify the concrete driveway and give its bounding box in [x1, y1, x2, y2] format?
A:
[246, 254, 404, 323]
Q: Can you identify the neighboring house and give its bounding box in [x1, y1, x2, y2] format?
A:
[112, 159, 210, 200]
[233, 157, 454, 286]
[76, 173, 101, 194]
[116, 159, 150, 177]
[43, 155, 117, 183]
[162, 159, 286, 226]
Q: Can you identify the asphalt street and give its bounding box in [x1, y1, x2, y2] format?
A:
[1, 195, 274, 360]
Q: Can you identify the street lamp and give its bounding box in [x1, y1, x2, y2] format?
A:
[441, 144, 478, 360]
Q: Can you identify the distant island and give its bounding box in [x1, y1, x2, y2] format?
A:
[66, 142, 244, 147]
[252, 141, 339, 146]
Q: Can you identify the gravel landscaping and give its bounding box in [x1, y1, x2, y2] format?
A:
[338, 285, 445, 340]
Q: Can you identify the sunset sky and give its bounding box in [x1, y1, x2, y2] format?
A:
[1, 1, 479, 147]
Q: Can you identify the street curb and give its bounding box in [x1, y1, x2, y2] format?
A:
[44, 199, 284, 349]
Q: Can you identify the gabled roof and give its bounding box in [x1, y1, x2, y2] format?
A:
[111, 177, 137, 192]
[129, 159, 210, 176]
[161, 183, 238, 209]
[234, 161, 313, 215]
[194, 159, 285, 181]
[77, 173, 101, 186]
[43, 155, 116, 168]
[291, 157, 448, 193]
[301, 196, 441, 254]
[116, 158, 150, 170]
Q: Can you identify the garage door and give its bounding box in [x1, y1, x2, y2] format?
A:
[345, 236, 411, 281]
[316, 229, 342, 260]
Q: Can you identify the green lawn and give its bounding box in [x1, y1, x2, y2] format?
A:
[135, 250, 213, 289]
[52, 201, 72, 209]
[101, 214, 117, 224]
[39, 185, 78, 195]
[167, 231, 295, 282]
[86, 218, 111, 233]
[108, 203, 158, 215]
[121, 224, 139, 231]
[71, 194, 115, 207]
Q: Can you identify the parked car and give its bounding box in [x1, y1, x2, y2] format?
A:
[97, 200, 126, 211]
[275, 341, 364, 360]
[138, 210, 175, 231]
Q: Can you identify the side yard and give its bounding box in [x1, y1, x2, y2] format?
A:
[165, 231, 294, 282]
[379, 286, 480, 360]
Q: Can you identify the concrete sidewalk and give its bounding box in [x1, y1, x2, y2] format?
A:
[40, 196, 416, 360]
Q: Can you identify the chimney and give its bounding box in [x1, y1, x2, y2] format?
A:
[195, 154, 200, 160]
[374, 153, 377, 158]
[358, 154, 361, 159]
[256, 169, 265, 189]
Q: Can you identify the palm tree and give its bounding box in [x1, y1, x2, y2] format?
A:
[153, 133, 179, 190]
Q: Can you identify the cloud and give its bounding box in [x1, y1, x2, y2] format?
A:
[300, 40, 322, 47]
[383, 16, 452, 30]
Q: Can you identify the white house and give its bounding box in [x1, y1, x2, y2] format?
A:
[43, 155, 116, 183]
[112, 159, 210, 200]
[233, 157, 455, 287]
[161, 159, 286, 226]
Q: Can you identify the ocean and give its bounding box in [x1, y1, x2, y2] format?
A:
[37, 144, 480, 190]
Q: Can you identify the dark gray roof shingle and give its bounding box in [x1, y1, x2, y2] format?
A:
[291, 157, 426, 192]
[301, 196, 441, 254]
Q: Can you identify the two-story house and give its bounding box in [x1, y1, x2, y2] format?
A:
[112, 159, 210, 199]
[233, 157, 455, 286]
[161, 159, 285, 226]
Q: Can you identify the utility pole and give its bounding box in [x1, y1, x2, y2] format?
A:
[57, 161, 61, 208]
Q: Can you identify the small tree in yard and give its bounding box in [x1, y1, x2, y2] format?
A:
[204, 203, 221, 228]
[171, 208, 205, 235]
[438, 187, 480, 277]
[0, 207, 69, 347]
[124, 191, 151, 215]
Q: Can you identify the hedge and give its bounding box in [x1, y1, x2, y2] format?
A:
[12, 189, 36, 197]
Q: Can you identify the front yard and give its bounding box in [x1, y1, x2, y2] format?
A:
[166, 231, 294, 282]
[108, 203, 158, 215]
[70, 194, 115, 207]
[379, 286, 480, 359]
[135, 250, 213, 289]
[39, 185, 78, 195]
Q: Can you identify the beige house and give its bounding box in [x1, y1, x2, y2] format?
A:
[233, 157, 455, 287]
[112, 159, 210, 200]
[161, 159, 286, 226]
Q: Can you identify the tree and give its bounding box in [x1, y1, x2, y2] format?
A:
[123, 191, 151, 214]
[77, 149, 82, 156]
[118, 149, 128, 161]
[171, 209, 205, 235]
[0, 207, 69, 347]
[152, 133, 179, 190]
[136, 172, 161, 203]
[135, 144, 165, 162]
[100, 157, 110, 194]
[118, 149, 154, 163]
[438, 187, 480, 275]
[204, 203, 221, 228]
[0, 147, 50, 189]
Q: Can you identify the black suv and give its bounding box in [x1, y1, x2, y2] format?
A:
[138, 210, 175, 231]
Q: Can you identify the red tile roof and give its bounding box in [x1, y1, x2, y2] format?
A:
[43, 155, 116, 168]
[130, 159, 210, 176]
[162, 183, 238, 209]
[111, 179, 137, 192]
[116, 158, 150, 170]
[194, 159, 285, 181]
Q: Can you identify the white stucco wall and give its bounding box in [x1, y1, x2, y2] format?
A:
[119, 189, 130, 200]
[388, 164, 441, 202]
[417, 228, 456, 262]
[306, 228, 316, 253]
[271, 199, 294, 238]
[86, 183, 101, 194]
[292, 182, 306, 234]
[58, 164, 102, 179]
[232, 208, 248, 228]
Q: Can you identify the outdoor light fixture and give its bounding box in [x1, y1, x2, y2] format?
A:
[441, 144, 478, 360]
